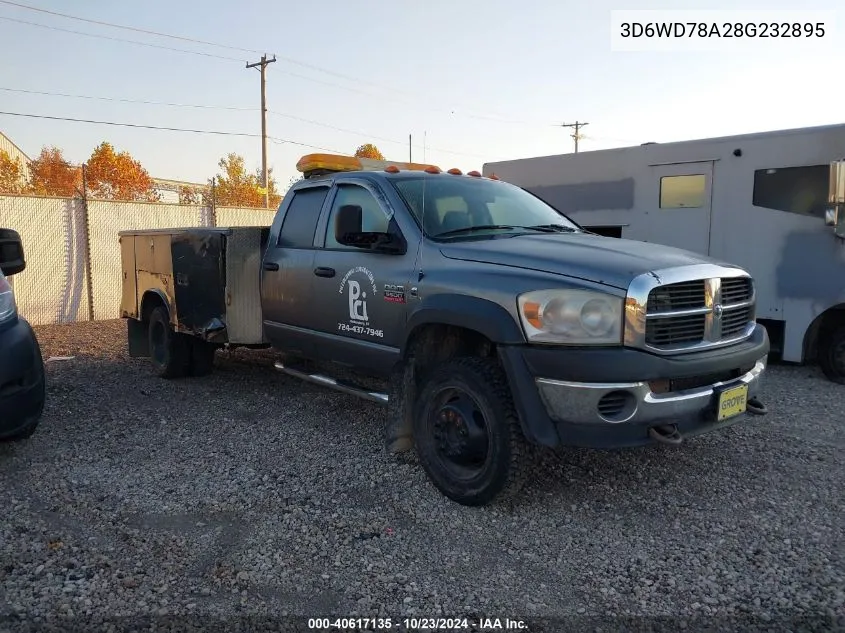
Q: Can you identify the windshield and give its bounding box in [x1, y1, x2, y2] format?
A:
[391, 175, 580, 239]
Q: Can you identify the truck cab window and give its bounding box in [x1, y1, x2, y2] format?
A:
[752, 165, 829, 217]
[325, 184, 391, 249]
[277, 187, 329, 248]
[392, 176, 579, 236]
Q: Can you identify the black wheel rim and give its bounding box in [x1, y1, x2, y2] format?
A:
[150, 320, 167, 366]
[429, 387, 491, 481]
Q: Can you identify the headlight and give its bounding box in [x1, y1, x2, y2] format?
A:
[0, 274, 17, 323]
[517, 289, 623, 344]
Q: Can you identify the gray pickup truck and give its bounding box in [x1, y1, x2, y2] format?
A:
[120, 154, 770, 506]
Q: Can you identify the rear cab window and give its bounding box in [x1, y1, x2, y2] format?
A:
[277, 187, 330, 248]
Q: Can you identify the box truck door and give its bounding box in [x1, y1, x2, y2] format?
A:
[647, 161, 714, 256]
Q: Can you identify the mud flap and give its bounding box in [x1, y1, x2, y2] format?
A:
[385, 359, 415, 453]
[127, 318, 150, 358]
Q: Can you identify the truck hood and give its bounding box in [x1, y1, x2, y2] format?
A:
[439, 233, 723, 290]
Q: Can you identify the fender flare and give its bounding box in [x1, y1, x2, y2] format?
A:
[140, 289, 171, 322]
[402, 293, 525, 356]
[402, 294, 560, 447]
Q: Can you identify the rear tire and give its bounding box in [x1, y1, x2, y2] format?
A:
[413, 356, 530, 507]
[820, 325, 845, 384]
[148, 306, 189, 379]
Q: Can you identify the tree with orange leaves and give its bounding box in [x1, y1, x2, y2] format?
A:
[85, 142, 160, 202]
[354, 144, 385, 161]
[0, 150, 26, 194]
[29, 146, 82, 197]
[213, 153, 282, 208]
[178, 185, 207, 205]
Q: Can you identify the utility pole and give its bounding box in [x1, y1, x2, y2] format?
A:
[560, 121, 589, 153]
[409, 134, 412, 162]
[246, 54, 277, 207]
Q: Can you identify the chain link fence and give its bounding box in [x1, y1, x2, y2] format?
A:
[0, 194, 276, 325]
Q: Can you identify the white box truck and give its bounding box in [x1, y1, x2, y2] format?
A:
[484, 124, 845, 383]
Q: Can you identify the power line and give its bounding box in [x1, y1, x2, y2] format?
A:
[0, 110, 343, 152]
[583, 134, 644, 145]
[0, 85, 491, 159]
[0, 87, 257, 111]
[0, 15, 246, 62]
[0, 2, 549, 127]
[0, 0, 264, 54]
[267, 109, 488, 159]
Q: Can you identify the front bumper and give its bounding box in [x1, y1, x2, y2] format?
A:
[537, 358, 766, 426]
[0, 317, 46, 439]
[498, 323, 770, 449]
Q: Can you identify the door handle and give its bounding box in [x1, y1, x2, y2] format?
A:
[263, 261, 279, 271]
[314, 267, 336, 278]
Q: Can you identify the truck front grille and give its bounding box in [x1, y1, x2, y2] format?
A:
[626, 266, 757, 355]
[646, 312, 706, 346]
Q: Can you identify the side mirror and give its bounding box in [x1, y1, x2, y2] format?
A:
[0, 228, 26, 276]
[825, 207, 838, 226]
[335, 204, 405, 254]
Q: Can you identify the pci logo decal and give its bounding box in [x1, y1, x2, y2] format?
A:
[338, 267, 383, 338]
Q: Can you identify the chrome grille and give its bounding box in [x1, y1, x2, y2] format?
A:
[646, 313, 706, 346]
[721, 306, 753, 338]
[721, 277, 753, 305]
[647, 280, 705, 313]
[625, 265, 757, 355]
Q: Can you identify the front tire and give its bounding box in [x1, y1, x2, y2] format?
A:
[148, 306, 190, 379]
[820, 325, 845, 384]
[1, 340, 45, 442]
[413, 356, 530, 506]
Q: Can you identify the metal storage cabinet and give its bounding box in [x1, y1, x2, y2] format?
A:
[119, 226, 270, 345]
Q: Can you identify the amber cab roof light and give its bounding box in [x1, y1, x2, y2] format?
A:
[296, 153, 442, 178]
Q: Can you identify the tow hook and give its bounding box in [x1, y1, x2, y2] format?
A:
[649, 424, 683, 446]
[746, 398, 768, 416]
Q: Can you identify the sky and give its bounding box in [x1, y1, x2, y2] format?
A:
[0, 0, 843, 188]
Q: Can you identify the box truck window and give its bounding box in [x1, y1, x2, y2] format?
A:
[659, 175, 706, 209]
[752, 164, 829, 217]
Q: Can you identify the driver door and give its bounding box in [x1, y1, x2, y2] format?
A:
[309, 180, 416, 374]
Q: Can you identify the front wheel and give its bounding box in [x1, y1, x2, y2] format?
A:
[413, 356, 530, 506]
[1, 340, 45, 442]
[820, 325, 845, 384]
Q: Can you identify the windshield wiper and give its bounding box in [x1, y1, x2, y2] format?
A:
[434, 225, 519, 238]
[434, 224, 579, 238]
[525, 224, 579, 233]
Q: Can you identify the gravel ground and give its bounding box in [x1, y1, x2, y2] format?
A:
[1, 319, 843, 632]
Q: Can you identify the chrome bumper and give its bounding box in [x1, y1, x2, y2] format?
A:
[535, 357, 767, 426]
